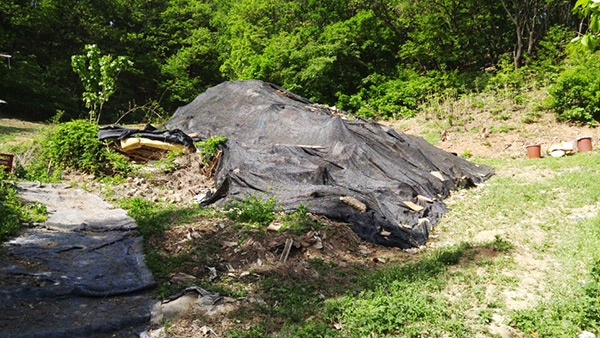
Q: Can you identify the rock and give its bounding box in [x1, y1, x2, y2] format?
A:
[160, 293, 198, 321]
[169, 272, 197, 284]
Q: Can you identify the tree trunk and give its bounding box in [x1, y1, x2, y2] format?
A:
[514, 24, 523, 70]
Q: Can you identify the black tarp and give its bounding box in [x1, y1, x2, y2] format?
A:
[0, 183, 156, 337]
[98, 124, 196, 149]
[166, 80, 493, 248]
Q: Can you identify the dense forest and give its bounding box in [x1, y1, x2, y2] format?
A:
[0, 0, 597, 124]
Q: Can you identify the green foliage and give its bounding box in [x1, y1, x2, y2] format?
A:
[532, 25, 574, 81]
[280, 204, 322, 234]
[159, 0, 223, 106]
[337, 71, 435, 119]
[154, 148, 186, 173]
[573, 0, 600, 49]
[0, 171, 47, 243]
[510, 257, 600, 336]
[195, 135, 227, 164]
[120, 197, 172, 237]
[486, 53, 535, 94]
[547, 51, 600, 125]
[225, 194, 277, 227]
[485, 235, 514, 253]
[337, 69, 484, 120]
[0, 171, 24, 242]
[71, 44, 132, 122]
[23, 120, 131, 180]
[0, 0, 581, 123]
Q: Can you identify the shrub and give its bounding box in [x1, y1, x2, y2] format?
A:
[0, 171, 23, 242]
[547, 50, 600, 125]
[0, 171, 47, 243]
[337, 71, 435, 120]
[280, 204, 322, 234]
[23, 120, 131, 180]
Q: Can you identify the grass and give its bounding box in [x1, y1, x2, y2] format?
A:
[444, 153, 600, 336]
[0, 118, 47, 154]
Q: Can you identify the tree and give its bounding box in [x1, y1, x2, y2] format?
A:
[71, 44, 132, 123]
[158, 0, 223, 105]
[573, 0, 600, 49]
[500, 0, 575, 69]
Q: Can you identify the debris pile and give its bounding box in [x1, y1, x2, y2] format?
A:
[166, 80, 494, 248]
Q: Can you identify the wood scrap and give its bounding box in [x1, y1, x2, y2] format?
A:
[280, 238, 293, 263]
[340, 196, 367, 212]
[403, 200, 424, 212]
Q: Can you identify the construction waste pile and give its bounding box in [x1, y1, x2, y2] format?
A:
[165, 80, 494, 248]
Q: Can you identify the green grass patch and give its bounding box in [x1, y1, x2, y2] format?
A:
[232, 240, 513, 337]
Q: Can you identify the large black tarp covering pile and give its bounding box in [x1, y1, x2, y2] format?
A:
[166, 80, 493, 248]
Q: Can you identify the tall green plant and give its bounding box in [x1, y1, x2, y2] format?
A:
[71, 44, 132, 123]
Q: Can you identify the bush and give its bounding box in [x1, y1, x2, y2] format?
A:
[0, 171, 23, 242]
[196, 135, 227, 163]
[280, 204, 322, 234]
[337, 71, 435, 120]
[23, 120, 131, 180]
[547, 50, 600, 125]
[0, 171, 47, 243]
[337, 69, 486, 120]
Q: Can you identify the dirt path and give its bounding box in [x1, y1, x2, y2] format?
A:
[0, 183, 156, 338]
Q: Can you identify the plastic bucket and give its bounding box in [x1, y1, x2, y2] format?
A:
[526, 145, 541, 159]
[577, 136, 593, 152]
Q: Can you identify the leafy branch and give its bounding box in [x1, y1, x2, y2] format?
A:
[573, 0, 600, 49]
[71, 44, 132, 123]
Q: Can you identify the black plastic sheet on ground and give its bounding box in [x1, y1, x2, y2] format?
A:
[0, 183, 156, 338]
[166, 80, 494, 248]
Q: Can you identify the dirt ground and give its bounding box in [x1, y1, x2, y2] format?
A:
[389, 109, 599, 160]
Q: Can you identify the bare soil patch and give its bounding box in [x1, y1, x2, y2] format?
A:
[389, 110, 598, 159]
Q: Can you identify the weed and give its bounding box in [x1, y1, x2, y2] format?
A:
[196, 135, 227, 163]
[489, 124, 515, 133]
[280, 204, 322, 234]
[21, 201, 48, 224]
[0, 172, 24, 242]
[21, 120, 132, 181]
[0, 171, 48, 243]
[154, 148, 186, 173]
[486, 235, 514, 253]
[119, 197, 201, 237]
[522, 111, 542, 124]
[321, 243, 475, 337]
[224, 194, 277, 227]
